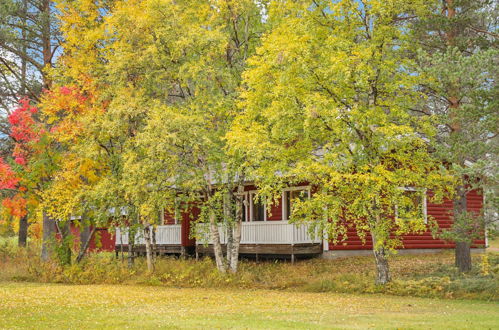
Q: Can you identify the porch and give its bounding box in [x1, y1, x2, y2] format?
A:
[195, 221, 323, 260]
[114, 221, 323, 258]
[115, 225, 186, 255]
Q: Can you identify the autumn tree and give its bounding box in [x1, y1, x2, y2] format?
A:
[91, 0, 267, 273]
[30, 0, 119, 264]
[0, 96, 56, 254]
[413, 0, 498, 272]
[0, 0, 60, 246]
[229, 0, 451, 284]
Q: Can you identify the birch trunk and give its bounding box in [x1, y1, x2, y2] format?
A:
[128, 227, 135, 268]
[372, 235, 391, 285]
[226, 225, 233, 268]
[229, 186, 244, 273]
[152, 226, 157, 263]
[371, 217, 391, 285]
[224, 193, 233, 267]
[209, 211, 226, 273]
[120, 227, 125, 263]
[372, 244, 391, 285]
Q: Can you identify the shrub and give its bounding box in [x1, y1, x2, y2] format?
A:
[1, 243, 497, 301]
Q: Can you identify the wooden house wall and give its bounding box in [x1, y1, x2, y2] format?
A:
[329, 189, 485, 251]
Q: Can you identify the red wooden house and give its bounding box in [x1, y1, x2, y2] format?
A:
[112, 184, 486, 259]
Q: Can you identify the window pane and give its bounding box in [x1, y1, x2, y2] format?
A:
[250, 194, 265, 221]
[285, 191, 291, 220]
[285, 189, 308, 220]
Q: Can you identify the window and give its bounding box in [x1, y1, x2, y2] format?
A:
[249, 191, 266, 221]
[163, 198, 181, 224]
[395, 187, 427, 224]
[283, 187, 311, 221]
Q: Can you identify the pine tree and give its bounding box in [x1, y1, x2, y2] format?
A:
[414, 0, 498, 272]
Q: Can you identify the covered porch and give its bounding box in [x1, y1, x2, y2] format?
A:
[115, 225, 187, 255]
[195, 221, 323, 260]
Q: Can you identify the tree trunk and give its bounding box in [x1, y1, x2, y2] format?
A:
[371, 228, 391, 285]
[79, 223, 90, 251]
[76, 226, 96, 263]
[455, 241, 471, 272]
[128, 227, 135, 268]
[119, 227, 124, 262]
[209, 211, 226, 273]
[18, 215, 28, 247]
[41, 211, 56, 261]
[144, 224, 154, 272]
[226, 226, 233, 268]
[41, 0, 52, 89]
[454, 186, 472, 272]
[20, 0, 27, 95]
[54, 220, 72, 265]
[152, 226, 157, 262]
[229, 186, 244, 273]
[373, 246, 391, 285]
[224, 193, 233, 267]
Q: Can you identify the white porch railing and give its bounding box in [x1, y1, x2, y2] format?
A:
[115, 225, 181, 246]
[195, 221, 321, 245]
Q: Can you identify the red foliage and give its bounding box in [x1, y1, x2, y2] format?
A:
[0, 159, 20, 190]
[59, 86, 72, 95]
[2, 194, 27, 218]
[0, 156, 26, 217]
[52, 85, 88, 105]
[7, 98, 45, 167]
[0, 98, 44, 217]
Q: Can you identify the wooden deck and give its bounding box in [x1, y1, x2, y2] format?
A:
[196, 243, 322, 259]
[115, 221, 323, 260]
[115, 243, 322, 259]
[115, 244, 193, 256]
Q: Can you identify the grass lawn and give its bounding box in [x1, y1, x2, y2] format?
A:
[0, 282, 498, 329]
[489, 236, 499, 251]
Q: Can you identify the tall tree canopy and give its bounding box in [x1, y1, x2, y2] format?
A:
[414, 0, 498, 272]
[37, 0, 268, 271]
[228, 0, 452, 284]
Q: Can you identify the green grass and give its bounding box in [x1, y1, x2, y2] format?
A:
[0, 282, 498, 329]
[489, 236, 499, 250]
[1, 237, 498, 301]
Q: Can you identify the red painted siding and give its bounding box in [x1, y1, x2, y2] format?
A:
[68, 223, 116, 252]
[163, 210, 176, 224]
[329, 190, 485, 251]
[89, 228, 115, 251]
[267, 198, 282, 221]
[181, 206, 198, 247]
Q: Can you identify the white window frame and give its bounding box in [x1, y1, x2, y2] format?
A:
[282, 186, 311, 221]
[249, 190, 267, 222]
[240, 191, 249, 222]
[162, 198, 181, 225]
[396, 187, 428, 224]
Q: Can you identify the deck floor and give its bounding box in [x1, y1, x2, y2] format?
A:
[115, 244, 186, 256]
[115, 243, 323, 258]
[196, 243, 322, 256]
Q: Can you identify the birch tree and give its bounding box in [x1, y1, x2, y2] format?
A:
[229, 0, 452, 284]
[108, 0, 268, 273]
